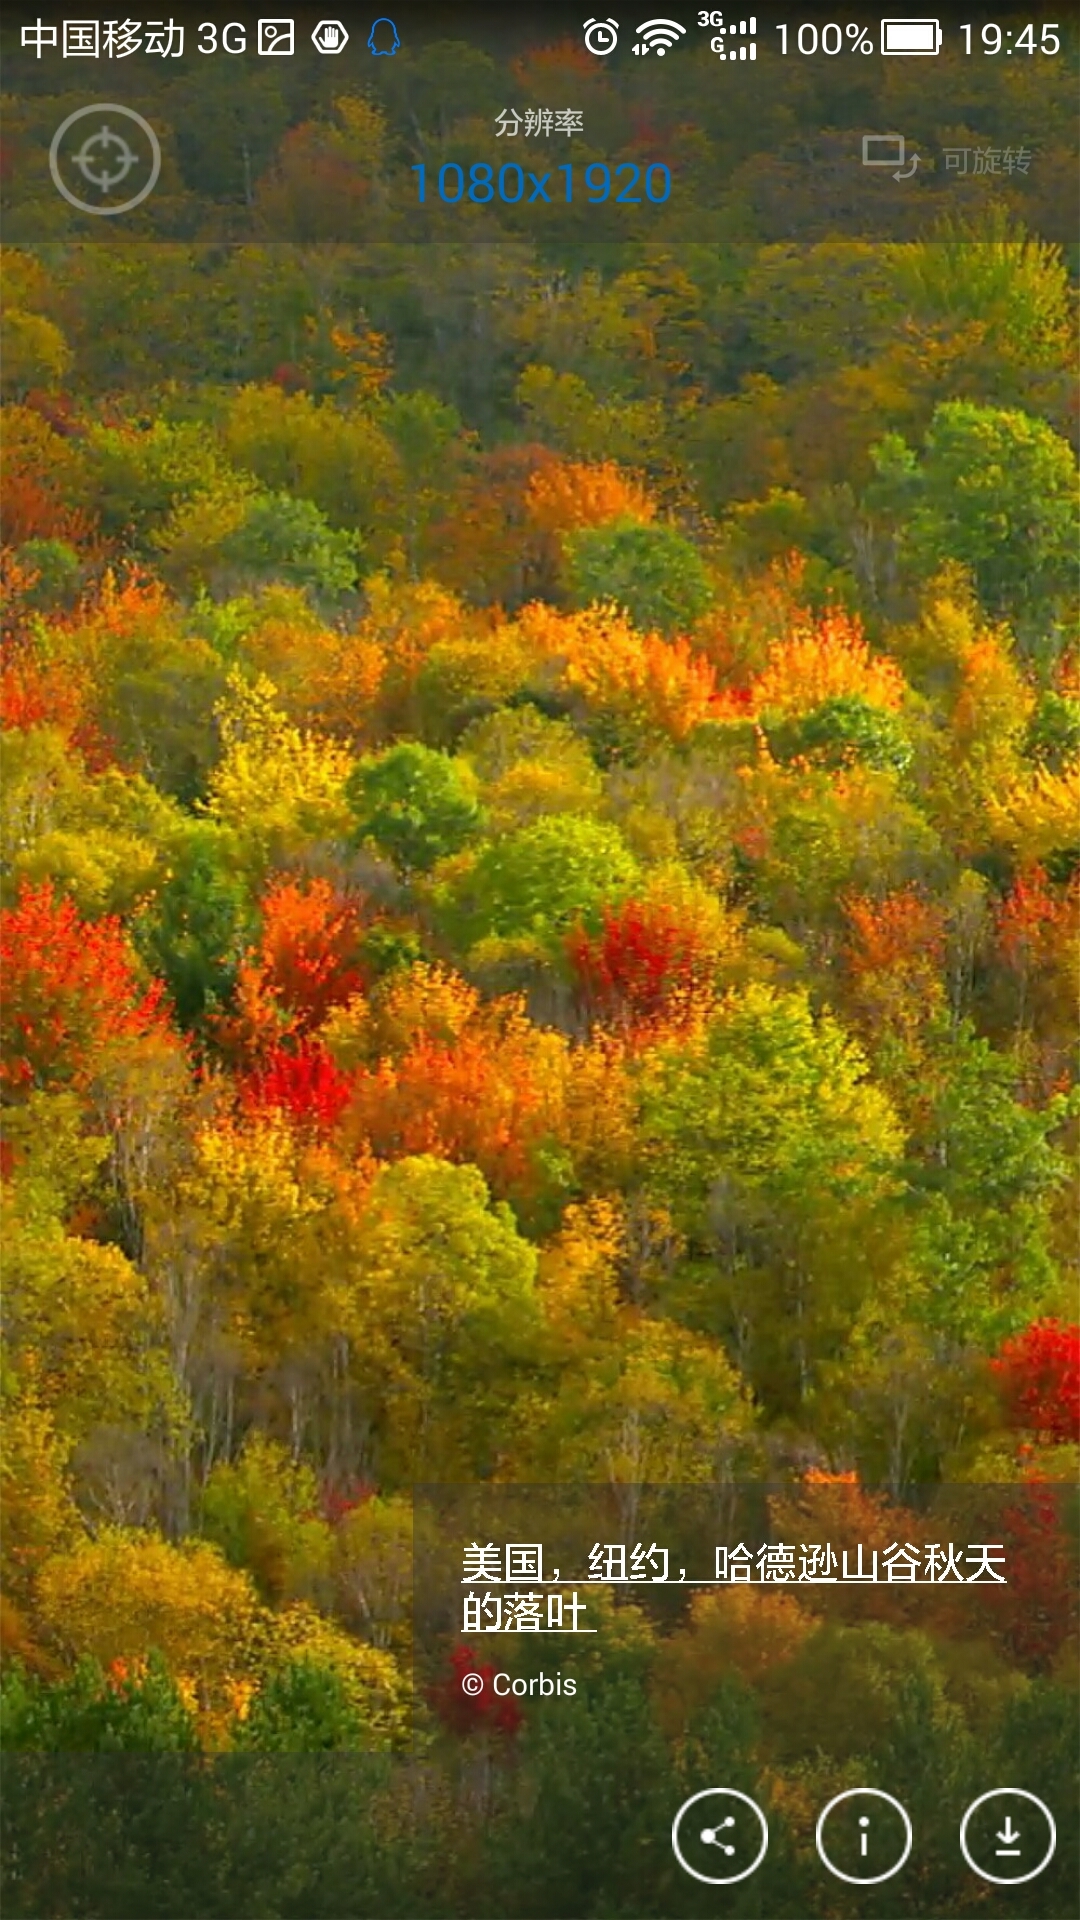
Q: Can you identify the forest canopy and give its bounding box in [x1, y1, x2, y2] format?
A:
[1, 21, 1077, 1918]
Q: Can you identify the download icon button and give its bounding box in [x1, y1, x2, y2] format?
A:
[960, 1790, 1056, 1886]
[995, 1815, 1021, 1856]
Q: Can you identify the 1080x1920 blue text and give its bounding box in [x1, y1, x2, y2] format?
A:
[412, 161, 672, 204]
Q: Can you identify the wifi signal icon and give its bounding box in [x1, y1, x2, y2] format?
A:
[634, 17, 687, 55]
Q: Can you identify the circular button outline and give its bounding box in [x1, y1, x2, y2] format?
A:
[49, 104, 161, 216]
[959, 1788, 1057, 1887]
[671, 1787, 769, 1886]
[815, 1788, 913, 1886]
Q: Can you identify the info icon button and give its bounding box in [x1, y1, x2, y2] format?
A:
[671, 1788, 768, 1885]
[816, 1788, 912, 1885]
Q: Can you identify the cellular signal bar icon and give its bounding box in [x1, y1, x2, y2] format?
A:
[713, 16, 757, 58]
[634, 18, 687, 55]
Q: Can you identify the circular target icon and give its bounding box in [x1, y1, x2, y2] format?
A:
[49, 104, 161, 215]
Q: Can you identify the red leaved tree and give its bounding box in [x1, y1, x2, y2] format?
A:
[425, 443, 560, 607]
[239, 1039, 356, 1135]
[429, 1645, 523, 1740]
[982, 1326, 1079, 1670]
[992, 1320, 1080, 1446]
[990, 1479, 1077, 1672]
[567, 896, 719, 1033]
[0, 407, 95, 549]
[318, 1476, 376, 1526]
[993, 865, 1079, 1062]
[0, 879, 171, 1097]
[220, 877, 367, 1062]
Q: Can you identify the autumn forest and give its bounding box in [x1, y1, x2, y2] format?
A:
[1, 17, 1078, 1918]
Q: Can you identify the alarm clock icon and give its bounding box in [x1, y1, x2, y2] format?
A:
[583, 18, 619, 55]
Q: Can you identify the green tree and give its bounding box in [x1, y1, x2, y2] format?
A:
[3, 736, 182, 919]
[870, 402, 1078, 658]
[435, 814, 640, 957]
[459, 708, 604, 831]
[376, 389, 474, 573]
[1025, 690, 1080, 773]
[904, 1020, 1074, 1346]
[81, 419, 236, 545]
[334, 1496, 413, 1651]
[200, 1435, 333, 1606]
[221, 492, 361, 598]
[159, 485, 361, 600]
[516, 363, 667, 469]
[221, 384, 401, 547]
[2, 1095, 184, 1458]
[133, 820, 257, 1029]
[11, 538, 83, 612]
[732, 240, 903, 381]
[482, 1676, 678, 1920]
[764, 694, 913, 775]
[1, 1655, 197, 1753]
[232, 1657, 371, 1752]
[341, 1156, 541, 1481]
[546, 1314, 755, 1499]
[564, 520, 714, 636]
[93, 621, 229, 806]
[895, 211, 1072, 368]
[345, 742, 484, 876]
[813, 1303, 986, 1492]
[640, 984, 904, 1411]
[0, 309, 72, 398]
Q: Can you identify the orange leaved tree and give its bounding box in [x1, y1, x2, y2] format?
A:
[219, 876, 367, 1062]
[748, 607, 906, 719]
[524, 458, 655, 536]
[841, 886, 948, 1042]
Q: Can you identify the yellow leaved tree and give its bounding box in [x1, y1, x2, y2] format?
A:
[205, 669, 354, 869]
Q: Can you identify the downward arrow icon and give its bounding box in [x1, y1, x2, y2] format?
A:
[961, 1789, 1055, 1884]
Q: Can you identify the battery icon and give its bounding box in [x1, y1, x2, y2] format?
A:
[880, 18, 942, 55]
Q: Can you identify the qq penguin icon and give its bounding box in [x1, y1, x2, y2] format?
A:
[368, 18, 400, 55]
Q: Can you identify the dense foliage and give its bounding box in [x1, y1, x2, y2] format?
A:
[1, 24, 1078, 1918]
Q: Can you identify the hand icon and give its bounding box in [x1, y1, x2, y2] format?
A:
[312, 20, 349, 53]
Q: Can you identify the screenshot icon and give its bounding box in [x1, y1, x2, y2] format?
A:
[257, 19, 295, 56]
